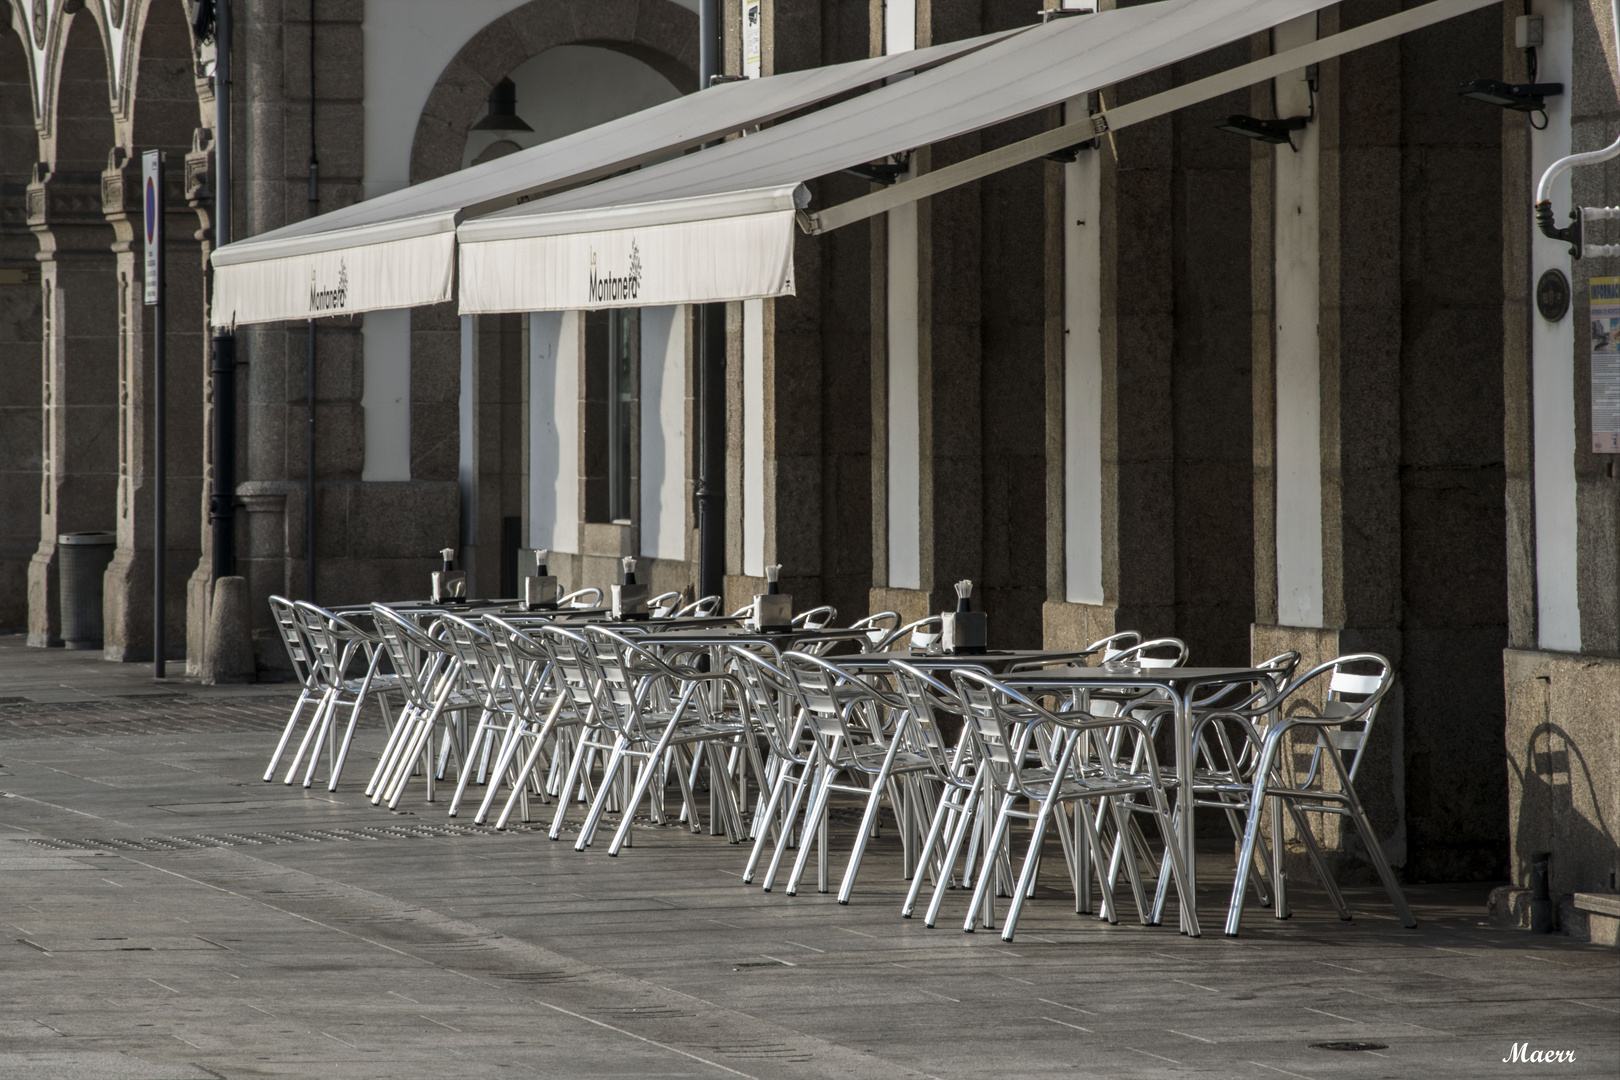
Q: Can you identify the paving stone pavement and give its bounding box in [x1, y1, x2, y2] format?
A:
[0, 637, 1615, 1079]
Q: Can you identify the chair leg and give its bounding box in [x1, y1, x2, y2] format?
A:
[925, 792, 977, 928]
[1330, 748, 1418, 929]
[904, 785, 960, 918]
[743, 761, 793, 884]
[576, 737, 632, 851]
[1288, 801, 1351, 920]
[1002, 799, 1056, 942]
[284, 690, 335, 784]
[1225, 795, 1269, 937]
[328, 690, 372, 791]
[264, 688, 315, 782]
[786, 765, 836, 897]
[548, 731, 595, 840]
[495, 724, 557, 830]
[761, 763, 814, 893]
[609, 732, 678, 855]
[1270, 794, 1290, 919]
[963, 794, 1017, 932]
[1348, 800, 1418, 929]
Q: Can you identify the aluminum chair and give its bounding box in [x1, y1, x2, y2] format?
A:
[791, 605, 837, 629]
[890, 660, 986, 924]
[776, 650, 938, 900]
[952, 669, 1197, 941]
[559, 587, 603, 608]
[850, 611, 901, 651]
[729, 648, 820, 887]
[571, 626, 755, 855]
[436, 613, 519, 817]
[649, 591, 683, 618]
[476, 614, 570, 825]
[675, 595, 722, 617]
[873, 615, 943, 653]
[367, 606, 482, 808]
[263, 596, 324, 782]
[1224, 653, 1415, 935]
[280, 602, 400, 791]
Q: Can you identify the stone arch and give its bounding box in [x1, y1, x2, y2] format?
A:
[97, 0, 207, 660]
[46, 2, 115, 170]
[408, 0, 698, 184]
[26, 3, 120, 646]
[1, 7, 43, 629]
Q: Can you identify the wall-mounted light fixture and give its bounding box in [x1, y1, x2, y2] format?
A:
[1457, 78, 1562, 113]
[471, 78, 534, 133]
[844, 152, 910, 186]
[1215, 114, 1308, 146]
[1217, 64, 1315, 151]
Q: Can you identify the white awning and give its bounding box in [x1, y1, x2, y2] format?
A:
[457, 0, 1497, 314]
[207, 30, 1018, 328]
[458, 185, 807, 314]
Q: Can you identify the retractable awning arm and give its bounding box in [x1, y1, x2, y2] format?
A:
[802, 0, 1502, 236]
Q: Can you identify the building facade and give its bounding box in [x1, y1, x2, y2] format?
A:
[1, 0, 1615, 934]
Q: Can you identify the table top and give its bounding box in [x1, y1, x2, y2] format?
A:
[633, 626, 869, 648]
[1001, 665, 1274, 687]
[828, 649, 1097, 673]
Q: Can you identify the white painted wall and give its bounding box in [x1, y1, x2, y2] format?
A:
[885, 0, 921, 591]
[360, 309, 412, 481]
[1272, 14, 1323, 629]
[640, 306, 689, 561]
[1530, 0, 1582, 651]
[884, 0, 916, 55]
[529, 311, 581, 554]
[742, 298, 767, 577]
[1063, 148, 1104, 605]
[459, 316, 476, 556]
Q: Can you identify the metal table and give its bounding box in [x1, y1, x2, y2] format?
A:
[632, 626, 870, 655]
[825, 648, 1097, 675]
[999, 664, 1276, 936]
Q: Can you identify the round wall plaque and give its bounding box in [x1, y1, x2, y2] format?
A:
[1537, 268, 1570, 322]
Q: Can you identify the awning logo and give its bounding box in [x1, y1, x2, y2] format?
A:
[309, 262, 349, 313]
[588, 241, 642, 303]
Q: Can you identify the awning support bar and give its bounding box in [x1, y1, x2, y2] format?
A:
[803, 0, 1498, 236]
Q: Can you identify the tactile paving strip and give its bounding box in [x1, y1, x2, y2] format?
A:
[24, 819, 500, 852]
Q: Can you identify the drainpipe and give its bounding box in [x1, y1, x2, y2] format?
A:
[695, 0, 726, 602]
[306, 0, 318, 600]
[209, 0, 236, 582]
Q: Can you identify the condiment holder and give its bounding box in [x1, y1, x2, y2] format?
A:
[750, 564, 792, 631]
[431, 546, 467, 602]
[519, 548, 559, 610]
[941, 579, 987, 655]
[611, 556, 650, 619]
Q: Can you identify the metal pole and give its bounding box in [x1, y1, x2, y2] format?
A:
[695, 0, 726, 601]
[210, 0, 236, 583]
[306, 0, 318, 600]
[152, 153, 166, 678]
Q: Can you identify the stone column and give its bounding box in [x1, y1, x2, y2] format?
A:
[1045, 14, 1255, 663]
[0, 31, 41, 631]
[27, 164, 121, 647]
[100, 146, 207, 663]
[1253, 2, 1508, 882]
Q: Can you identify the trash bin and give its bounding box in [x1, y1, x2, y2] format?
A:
[58, 531, 116, 650]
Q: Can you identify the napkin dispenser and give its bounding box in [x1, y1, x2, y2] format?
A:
[519, 549, 559, 610]
[611, 557, 650, 619]
[431, 547, 466, 602]
[750, 564, 792, 631]
[941, 579, 987, 655]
